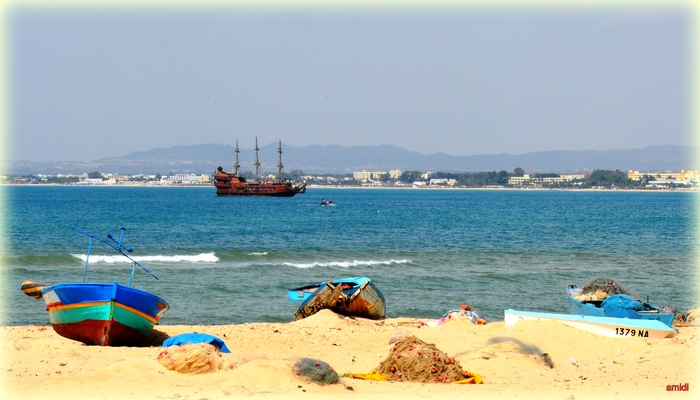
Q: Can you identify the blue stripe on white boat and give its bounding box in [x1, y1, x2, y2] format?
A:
[504, 309, 678, 339]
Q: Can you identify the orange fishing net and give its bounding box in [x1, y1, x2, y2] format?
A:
[157, 343, 224, 374]
[346, 335, 483, 384]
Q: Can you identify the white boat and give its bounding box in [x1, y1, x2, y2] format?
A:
[504, 309, 678, 339]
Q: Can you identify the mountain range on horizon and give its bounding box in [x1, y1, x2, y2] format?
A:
[4, 143, 696, 176]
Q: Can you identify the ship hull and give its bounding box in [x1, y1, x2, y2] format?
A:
[214, 170, 305, 197]
[215, 185, 299, 197]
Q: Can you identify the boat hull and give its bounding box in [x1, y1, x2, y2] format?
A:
[287, 276, 370, 302]
[339, 281, 386, 320]
[504, 309, 678, 339]
[567, 286, 674, 327]
[293, 279, 386, 321]
[214, 170, 305, 197]
[42, 282, 169, 346]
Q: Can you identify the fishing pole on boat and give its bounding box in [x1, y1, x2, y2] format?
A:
[107, 227, 133, 253]
[72, 228, 160, 281]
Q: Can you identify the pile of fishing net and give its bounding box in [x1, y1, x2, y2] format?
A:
[292, 357, 339, 385]
[345, 336, 482, 384]
[157, 343, 224, 374]
[575, 278, 636, 302]
[673, 308, 700, 327]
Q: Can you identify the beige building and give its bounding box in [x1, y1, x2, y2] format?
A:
[628, 170, 699, 182]
[353, 170, 388, 182]
[508, 174, 531, 185]
[353, 170, 372, 182]
[104, 173, 130, 182]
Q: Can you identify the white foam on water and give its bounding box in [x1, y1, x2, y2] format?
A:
[71, 252, 219, 263]
[248, 252, 269, 256]
[282, 259, 410, 269]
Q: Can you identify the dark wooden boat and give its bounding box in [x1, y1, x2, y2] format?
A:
[287, 276, 371, 301]
[214, 138, 306, 197]
[293, 277, 386, 321]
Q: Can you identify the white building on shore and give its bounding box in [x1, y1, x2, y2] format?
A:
[428, 178, 457, 186]
[162, 174, 211, 184]
[353, 170, 393, 182]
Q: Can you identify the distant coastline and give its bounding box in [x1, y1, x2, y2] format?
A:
[3, 182, 696, 192]
[3, 144, 695, 175]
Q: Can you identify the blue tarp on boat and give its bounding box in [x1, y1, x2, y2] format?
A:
[601, 294, 644, 311]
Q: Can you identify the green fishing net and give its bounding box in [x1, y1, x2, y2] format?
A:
[292, 357, 339, 385]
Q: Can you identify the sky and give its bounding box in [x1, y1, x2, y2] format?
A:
[1, 1, 697, 162]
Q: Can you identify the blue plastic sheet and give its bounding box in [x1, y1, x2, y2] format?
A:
[162, 332, 231, 353]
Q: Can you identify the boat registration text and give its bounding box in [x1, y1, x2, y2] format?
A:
[615, 327, 649, 337]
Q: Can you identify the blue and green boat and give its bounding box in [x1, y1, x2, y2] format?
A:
[22, 228, 169, 346]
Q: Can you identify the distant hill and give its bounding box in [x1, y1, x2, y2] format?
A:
[4, 144, 696, 175]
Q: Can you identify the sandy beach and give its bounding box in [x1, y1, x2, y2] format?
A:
[1, 310, 697, 400]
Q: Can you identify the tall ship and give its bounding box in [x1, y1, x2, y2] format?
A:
[214, 138, 306, 197]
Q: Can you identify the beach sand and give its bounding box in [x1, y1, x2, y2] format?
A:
[1, 310, 697, 400]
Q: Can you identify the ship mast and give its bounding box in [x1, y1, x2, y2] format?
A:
[233, 140, 240, 176]
[254, 137, 261, 182]
[277, 140, 284, 182]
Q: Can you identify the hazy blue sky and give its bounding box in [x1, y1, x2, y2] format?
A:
[4, 4, 694, 162]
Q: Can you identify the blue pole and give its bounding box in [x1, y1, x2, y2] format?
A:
[128, 264, 135, 287]
[82, 236, 93, 283]
[74, 227, 159, 281]
[117, 227, 126, 253]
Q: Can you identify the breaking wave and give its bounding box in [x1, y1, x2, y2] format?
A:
[71, 252, 219, 263]
[282, 259, 410, 269]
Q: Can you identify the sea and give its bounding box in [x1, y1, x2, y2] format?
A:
[1, 185, 697, 326]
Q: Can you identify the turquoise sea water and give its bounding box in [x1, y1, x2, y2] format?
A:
[1, 186, 697, 326]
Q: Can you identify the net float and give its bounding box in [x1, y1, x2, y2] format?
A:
[21, 280, 46, 299]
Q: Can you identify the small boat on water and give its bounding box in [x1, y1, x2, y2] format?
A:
[21, 228, 169, 346]
[504, 309, 679, 339]
[320, 199, 335, 206]
[567, 278, 675, 327]
[292, 277, 386, 321]
[213, 138, 306, 197]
